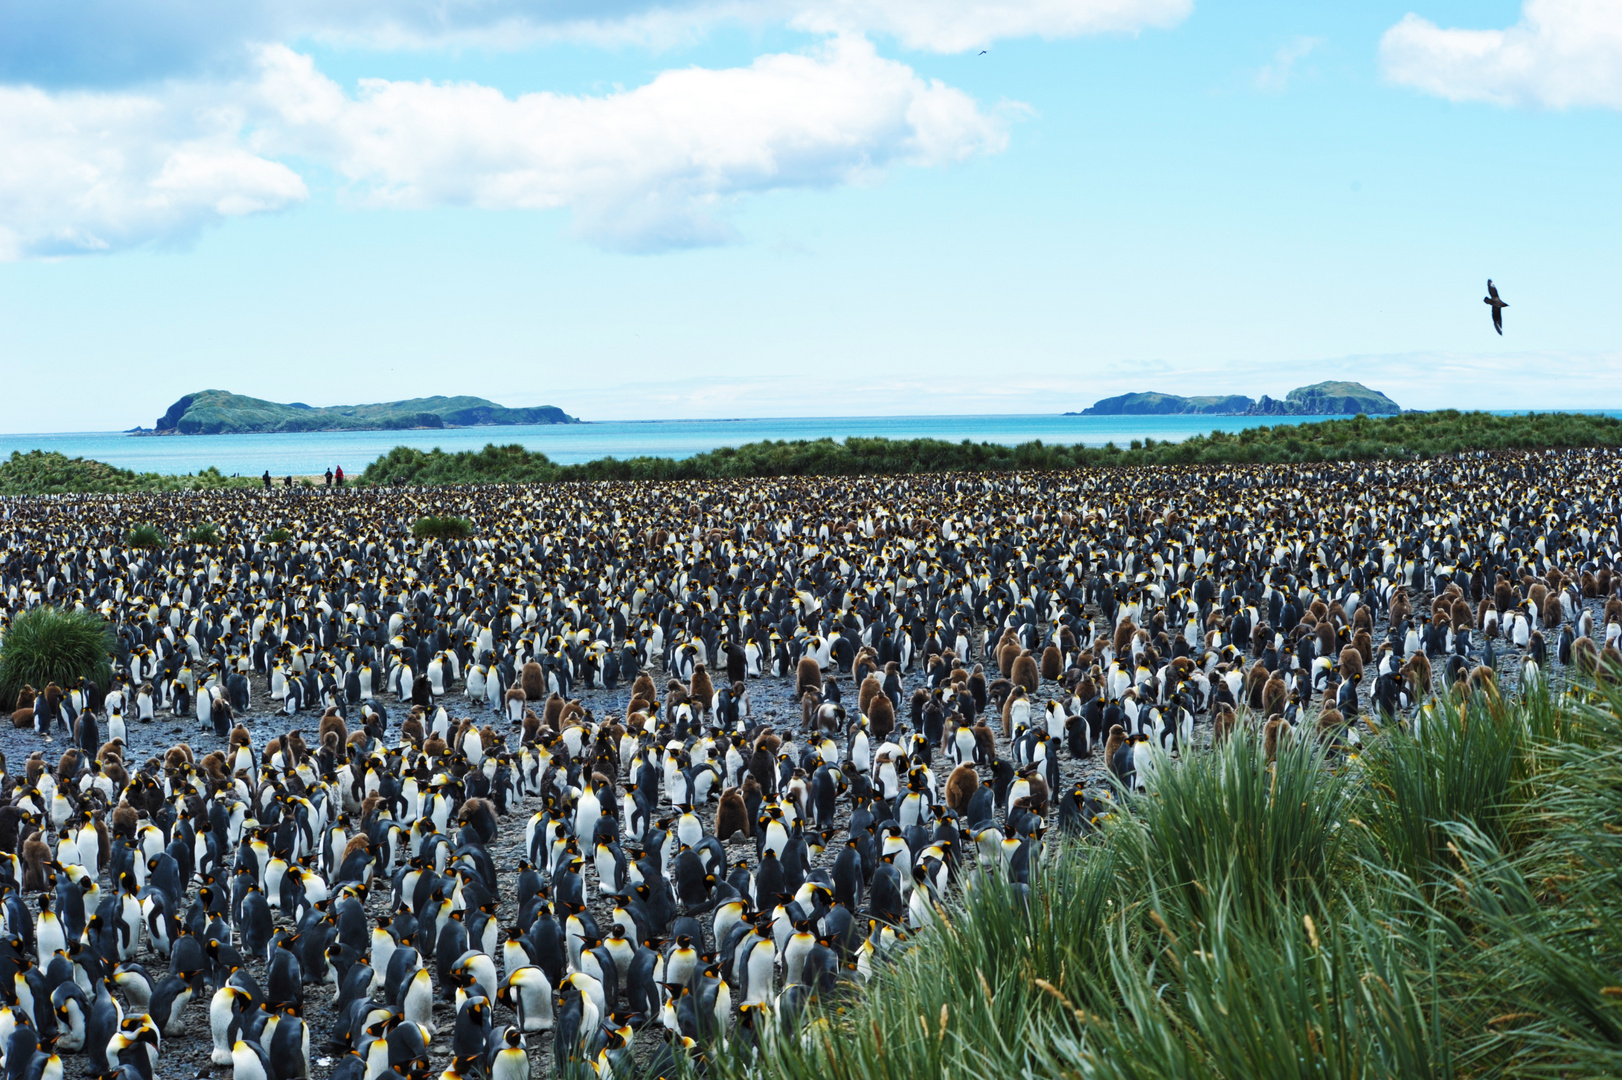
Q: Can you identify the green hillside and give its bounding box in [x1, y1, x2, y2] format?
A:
[150, 390, 578, 434]
[1076, 380, 1400, 416]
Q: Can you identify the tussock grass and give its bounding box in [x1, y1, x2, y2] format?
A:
[411, 515, 474, 540]
[711, 682, 1622, 1080]
[0, 605, 115, 709]
[124, 522, 167, 550]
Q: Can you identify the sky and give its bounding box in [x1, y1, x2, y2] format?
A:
[0, 0, 1619, 432]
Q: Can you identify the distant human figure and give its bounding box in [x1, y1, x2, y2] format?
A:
[262, 470, 271, 491]
[284, 475, 292, 487]
[325, 468, 333, 487]
[336, 466, 345, 486]
[1484, 279, 1508, 335]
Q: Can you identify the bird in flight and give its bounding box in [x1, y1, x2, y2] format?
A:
[979, 50, 987, 55]
[1484, 279, 1508, 335]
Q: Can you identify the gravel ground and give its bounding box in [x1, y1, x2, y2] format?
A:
[0, 582, 1595, 1080]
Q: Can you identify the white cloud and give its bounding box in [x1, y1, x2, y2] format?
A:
[1381, 0, 1622, 108]
[253, 37, 1008, 251]
[0, 40, 1006, 258]
[0, 83, 306, 259]
[788, 0, 1190, 53]
[0, 0, 1192, 88]
[1254, 35, 1322, 92]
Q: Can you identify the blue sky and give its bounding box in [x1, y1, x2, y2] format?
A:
[0, 0, 1617, 432]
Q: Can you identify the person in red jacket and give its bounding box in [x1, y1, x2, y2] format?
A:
[335, 465, 345, 487]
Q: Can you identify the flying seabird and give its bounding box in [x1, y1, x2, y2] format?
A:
[1484, 279, 1508, 335]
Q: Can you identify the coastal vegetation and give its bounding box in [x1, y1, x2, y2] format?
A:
[0, 606, 116, 710]
[358, 410, 1622, 485]
[0, 450, 251, 494]
[709, 683, 1622, 1080]
[4, 411, 1621, 495]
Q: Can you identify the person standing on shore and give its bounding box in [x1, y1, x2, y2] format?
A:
[336, 465, 345, 487]
[262, 470, 271, 490]
[325, 468, 333, 487]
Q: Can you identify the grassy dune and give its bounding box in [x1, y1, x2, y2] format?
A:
[706, 682, 1622, 1080]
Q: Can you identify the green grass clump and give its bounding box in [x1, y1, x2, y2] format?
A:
[261, 527, 293, 544]
[0, 606, 116, 709]
[125, 523, 167, 550]
[708, 681, 1622, 1080]
[411, 515, 474, 540]
[183, 522, 222, 546]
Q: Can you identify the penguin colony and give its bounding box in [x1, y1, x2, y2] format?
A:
[0, 448, 1620, 1080]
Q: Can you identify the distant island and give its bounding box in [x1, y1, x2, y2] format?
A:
[1068, 381, 1401, 417]
[137, 390, 579, 435]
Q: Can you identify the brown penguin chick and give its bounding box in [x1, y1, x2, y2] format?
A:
[423, 734, 449, 760]
[22, 752, 47, 785]
[101, 758, 128, 793]
[1338, 645, 1364, 684]
[504, 687, 528, 718]
[714, 787, 749, 841]
[20, 832, 51, 892]
[558, 700, 586, 727]
[521, 662, 546, 703]
[521, 711, 541, 745]
[401, 713, 425, 748]
[996, 638, 1021, 678]
[795, 656, 822, 700]
[857, 675, 883, 717]
[12, 684, 35, 712]
[1102, 724, 1126, 768]
[1316, 620, 1336, 657]
[1001, 685, 1028, 730]
[970, 720, 995, 764]
[1352, 630, 1374, 666]
[10, 705, 32, 729]
[164, 745, 194, 770]
[229, 725, 252, 751]
[1011, 651, 1040, 693]
[341, 833, 372, 863]
[867, 694, 895, 743]
[1466, 665, 1501, 702]
[1261, 676, 1287, 719]
[55, 749, 83, 785]
[1314, 707, 1344, 738]
[1211, 704, 1237, 745]
[543, 694, 565, 731]
[1112, 619, 1138, 659]
[800, 691, 821, 733]
[1402, 653, 1432, 700]
[285, 729, 307, 764]
[111, 799, 139, 839]
[319, 711, 349, 748]
[968, 665, 988, 710]
[1542, 594, 1563, 629]
[259, 737, 282, 766]
[689, 664, 713, 713]
[1023, 769, 1050, 816]
[1263, 717, 1287, 763]
[752, 730, 781, 756]
[1352, 605, 1374, 638]
[479, 725, 503, 752]
[944, 763, 979, 813]
[1494, 577, 1515, 616]
[630, 673, 657, 706]
[200, 753, 228, 783]
[1600, 645, 1622, 687]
